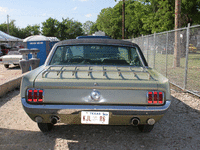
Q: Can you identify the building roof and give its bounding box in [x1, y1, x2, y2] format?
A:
[23, 35, 60, 42]
[0, 30, 22, 42]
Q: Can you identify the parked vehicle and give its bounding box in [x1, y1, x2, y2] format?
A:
[20, 36, 171, 133]
[0, 43, 11, 55]
[0, 51, 22, 68]
[0, 51, 3, 57]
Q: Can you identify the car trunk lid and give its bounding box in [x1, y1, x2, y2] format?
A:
[33, 66, 159, 105]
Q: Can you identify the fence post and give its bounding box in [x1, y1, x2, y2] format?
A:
[147, 35, 149, 63]
[184, 23, 190, 91]
[166, 32, 169, 77]
[153, 32, 156, 68]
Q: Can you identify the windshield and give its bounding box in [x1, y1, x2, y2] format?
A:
[49, 45, 142, 66]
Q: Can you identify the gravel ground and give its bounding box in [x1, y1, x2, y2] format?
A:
[0, 64, 21, 85]
[0, 88, 199, 150]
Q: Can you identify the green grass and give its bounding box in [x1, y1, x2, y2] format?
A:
[146, 51, 200, 93]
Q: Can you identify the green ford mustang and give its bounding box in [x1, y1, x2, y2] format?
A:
[20, 36, 171, 132]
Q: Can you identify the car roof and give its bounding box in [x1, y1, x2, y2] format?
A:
[76, 36, 111, 39]
[55, 38, 137, 47]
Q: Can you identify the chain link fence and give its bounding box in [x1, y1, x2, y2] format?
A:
[131, 24, 200, 97]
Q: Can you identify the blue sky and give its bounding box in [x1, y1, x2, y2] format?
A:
[0, 0, 119, 28]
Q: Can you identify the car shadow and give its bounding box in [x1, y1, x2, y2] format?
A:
[0, 128, 55, 150]
[0, 92, 200, 149]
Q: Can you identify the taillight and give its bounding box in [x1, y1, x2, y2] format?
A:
[148, 92, 153, 104]
[147, 91, 164, 104]
[154, 92, 158, 104]
[33, 90, 38, 102]
[28, 90, 33, 102]
[38, 90, 43, 102]
[27, 89, 44, 103]
[159, 92, 163, 104]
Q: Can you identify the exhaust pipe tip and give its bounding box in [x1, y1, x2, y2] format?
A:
[131, 118, 140, 126]
[51, 116, 59, 124]
[147, 118, 155, 125]
[35, 116, 43, 123]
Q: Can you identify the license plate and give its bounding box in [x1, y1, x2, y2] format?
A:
[81, 111, 109, 124]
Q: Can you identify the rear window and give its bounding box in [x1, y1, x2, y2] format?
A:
[49, 45, 142, 66]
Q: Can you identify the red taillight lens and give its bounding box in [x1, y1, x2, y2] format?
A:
[28, 90, 33, 102]
[148, 92, 153, 103]
[159, 92, 163, 104]
[27, 89, 43, 103]
[154, 92, 158, 104]
[38, 90, 43, 102]
[33, 90, 38, 102]
[147, 91, 164, 104]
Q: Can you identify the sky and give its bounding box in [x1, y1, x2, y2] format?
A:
[0, 0, 119, 28]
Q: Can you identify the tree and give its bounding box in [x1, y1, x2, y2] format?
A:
[19, 25, 41, 39]
[181, 0, 200, 26]
[89, 23, 98, 35]
[96, 7, 115, 37]
[82, 21, 95, 35]
[42, 17, 83, 40]
[0, 20, 40, 39]
[58, 18, 83, 40]
[125, 0, 147, 37]
[42, 18, 59, 37]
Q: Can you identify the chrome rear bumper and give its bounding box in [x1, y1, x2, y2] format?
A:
[21, 98, 171, 116]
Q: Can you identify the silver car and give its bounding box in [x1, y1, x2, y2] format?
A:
[21, 36, 171, 132]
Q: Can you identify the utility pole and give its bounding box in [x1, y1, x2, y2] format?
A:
[7, 15, 9, 34]
[174, 0, 181, 67]
[122, 0, 125, 39]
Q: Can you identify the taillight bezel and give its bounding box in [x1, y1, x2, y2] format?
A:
[27, 88, 44, 103]
[147, 91, 165, 105]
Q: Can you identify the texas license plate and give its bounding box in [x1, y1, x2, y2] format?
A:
[81, 111, 109, 124]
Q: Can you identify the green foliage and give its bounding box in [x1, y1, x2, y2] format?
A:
[181, 0, 200, 26]
[82, 21, 95, 35]
[42, 17, 83, 40]
[125, 1, 147, 37]
[96, 7, 115, 38]
[96, 0, 147, 39]
[89, 23, 98, 35]
[95, 0, 200, 38]
[143, 0, 175, 33]
[1, 0, 199, 40]
[0, 20, 41, 39]
[41, 17, 59, 37]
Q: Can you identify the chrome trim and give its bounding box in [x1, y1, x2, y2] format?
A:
[136, 47, 145, 67]
[41, 65, 149, 78]
[21, 98, 171, 116]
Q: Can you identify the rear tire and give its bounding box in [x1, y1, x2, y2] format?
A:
[37, 123, 54, 132]
[4, 64, 9, 68]
[138, 125, 154, 132]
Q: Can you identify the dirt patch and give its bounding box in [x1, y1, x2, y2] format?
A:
[0, 64, 21, 85]
[0, 89, 199, 150]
